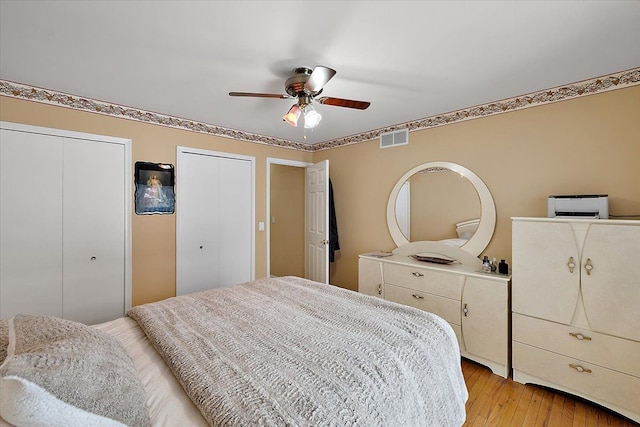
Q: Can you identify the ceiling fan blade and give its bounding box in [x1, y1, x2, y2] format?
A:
[316, 97, 371, 110]
[229, 92, 290, 99]
[304, 66, 337, 93]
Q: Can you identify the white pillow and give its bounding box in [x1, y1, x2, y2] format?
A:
[0, 376, 125, 427]
[0, 315, 150, 427]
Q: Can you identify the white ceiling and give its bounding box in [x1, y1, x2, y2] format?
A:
[1, 1, 639, 146]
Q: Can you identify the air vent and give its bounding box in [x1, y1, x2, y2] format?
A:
[380, 129, 408, 148]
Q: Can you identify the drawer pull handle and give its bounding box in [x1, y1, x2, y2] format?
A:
[412, 272, 424, 277]
[567, 257, 576, 273]
[412, 294, 424, 300]
[569, 332, 592, 341]
[569, 364, 592, 374]
[463, 303, 469, 317]
[584, 258, 593, 275]
[377, 284, 382, 295]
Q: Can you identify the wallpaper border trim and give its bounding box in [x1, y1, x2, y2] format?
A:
[1, 67, 638, 153]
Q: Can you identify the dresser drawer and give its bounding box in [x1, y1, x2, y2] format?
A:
[513, 342, 640, 414]
[513, 313, 640, 377]
[385, 283, 460, 325]
[383, 263, 462, 300]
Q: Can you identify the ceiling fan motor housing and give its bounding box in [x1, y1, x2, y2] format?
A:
[285, 67, 321, 101]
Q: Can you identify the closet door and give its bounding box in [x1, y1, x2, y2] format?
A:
[62, 138, 126, 324]
[177, 152, 221, 295]
[177, 148, 254, 296]
[0, 129, 64, 318]
[218, 157, 252, 287]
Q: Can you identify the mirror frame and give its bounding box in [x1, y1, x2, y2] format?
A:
[386, 161, 496, 257]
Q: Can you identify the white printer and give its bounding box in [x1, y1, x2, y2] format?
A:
[547, 194, 609, 219]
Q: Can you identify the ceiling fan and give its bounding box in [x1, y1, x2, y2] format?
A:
[229, 66, 371, 129]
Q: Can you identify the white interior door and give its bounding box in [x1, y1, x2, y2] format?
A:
[305, 160, 329, 284]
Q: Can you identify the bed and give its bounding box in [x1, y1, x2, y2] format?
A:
[0, 276, 468, 426]
[439, 218, 481, 248]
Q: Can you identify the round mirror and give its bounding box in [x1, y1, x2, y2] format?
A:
[386, 162, 496, 256]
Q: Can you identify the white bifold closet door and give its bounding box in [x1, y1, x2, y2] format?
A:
[0, 123, 130, 325]
[62, 138, 126, 323]
[1, 129, 64, 318]
[177, 148, 254, 296]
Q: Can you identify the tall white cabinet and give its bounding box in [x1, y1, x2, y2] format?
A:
[512, 217, 640, 423]
[0, 122, 131, 325]
[176, 147, 254, 296]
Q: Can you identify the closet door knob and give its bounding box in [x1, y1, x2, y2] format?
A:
[584, 258, 593, 275]
[463, 303, 469, 317]
[567, 257, 576, 273]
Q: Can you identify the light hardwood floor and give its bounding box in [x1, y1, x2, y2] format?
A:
[461, 359, 638, 427]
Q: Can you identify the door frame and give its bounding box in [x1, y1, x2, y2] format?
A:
[177, 146, 256, 292]
[266, 157, 313, 278]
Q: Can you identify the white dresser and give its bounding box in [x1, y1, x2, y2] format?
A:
[359, 243, 511, 378]
[512, 217, 640, 423]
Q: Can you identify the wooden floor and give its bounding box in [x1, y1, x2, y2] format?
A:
[461, 359, 638, 427]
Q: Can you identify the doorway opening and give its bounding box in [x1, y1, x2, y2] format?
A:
[266, 158, 312, 279]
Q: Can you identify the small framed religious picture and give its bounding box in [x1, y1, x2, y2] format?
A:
[134, 162, 175, 215]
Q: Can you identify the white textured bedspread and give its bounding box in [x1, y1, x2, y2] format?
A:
[128, 276, 468, 426]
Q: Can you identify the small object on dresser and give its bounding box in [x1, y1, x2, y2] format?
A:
[498, 259, 508, 275]
[482, 256, 491, 273]
[410, 254, 455, 264]
[363, 251, 393, 258]
[491, 258, 497, 273]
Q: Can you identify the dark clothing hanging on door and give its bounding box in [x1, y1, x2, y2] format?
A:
[329, 179, 340, 263]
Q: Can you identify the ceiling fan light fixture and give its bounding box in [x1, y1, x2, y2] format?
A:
[283, 104, 301, 127]
[303, 104, 322, 129]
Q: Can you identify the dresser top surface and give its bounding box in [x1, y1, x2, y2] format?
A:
[359, 253, 511, 282]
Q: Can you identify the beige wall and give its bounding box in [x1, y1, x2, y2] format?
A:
[270, 164, 305, 277]
[0, 96, 312, 305]
[409, 170, 480, 242]
[319, 86, 640, 290]
[2, 85, 639, 299]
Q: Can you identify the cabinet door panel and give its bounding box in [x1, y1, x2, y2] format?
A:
[358, 258, 383, 297]
[0, 129, 63, 318]
[462, 277, 508, 365]
[62, 139, 125, 324]
[512, 220, 579, 323]
[582, 224, 640, 341]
